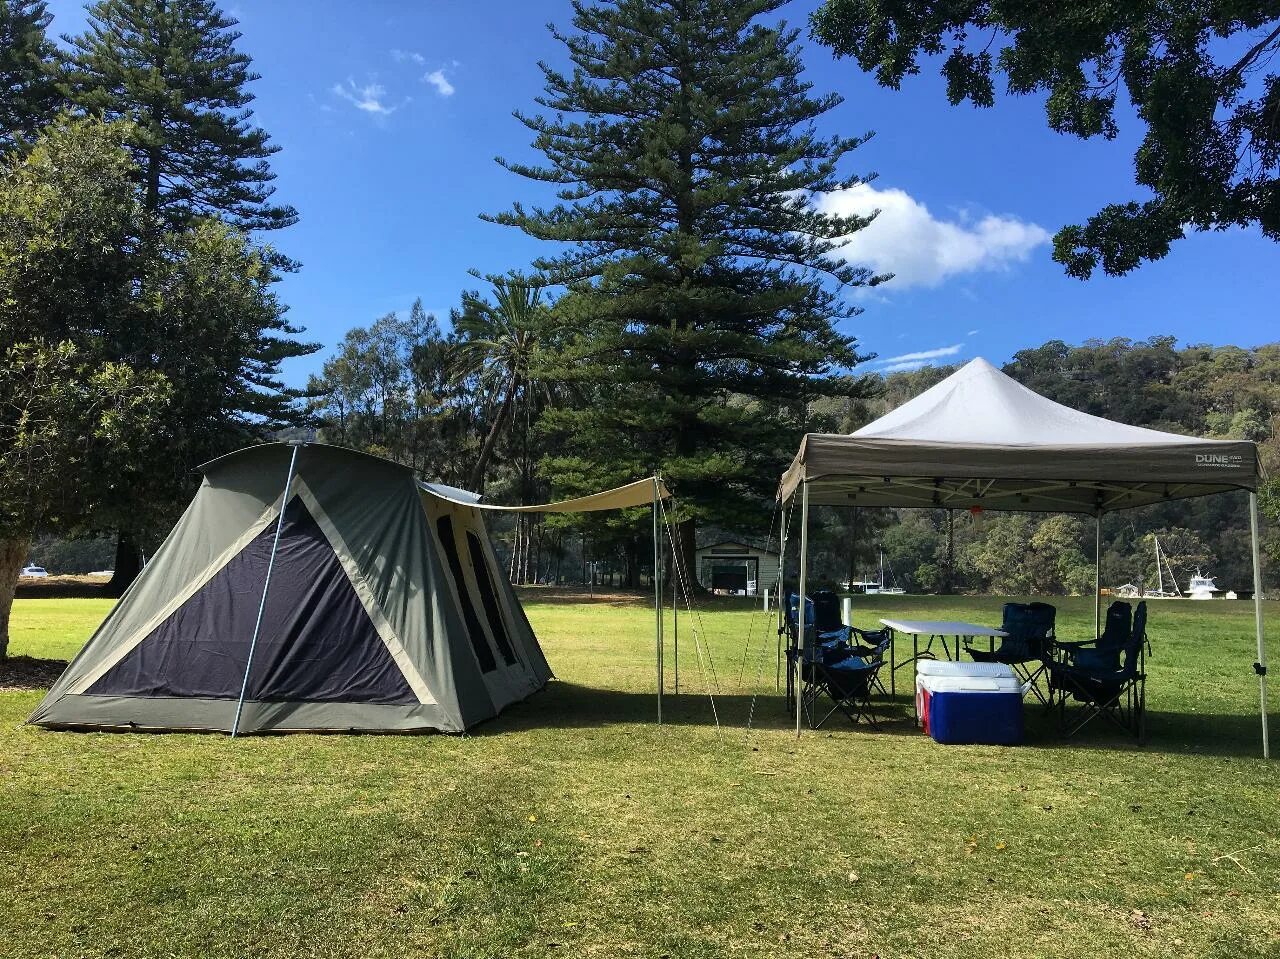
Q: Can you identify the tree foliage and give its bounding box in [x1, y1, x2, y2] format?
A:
[0, 116, 313, 551]
[64, 0, 295, 231]
[0, 0, 62, 150]
[810, 1, 1280, 277]
[0, 342, 168, 655]
[307, 301, 476, 484]
[490, 0, 884, 575]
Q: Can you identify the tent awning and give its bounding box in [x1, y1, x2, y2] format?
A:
[425, 477, 671, 513]
[779, 358, 1259, 512]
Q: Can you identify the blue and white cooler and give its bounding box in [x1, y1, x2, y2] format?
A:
[915, 661, 1024, 745]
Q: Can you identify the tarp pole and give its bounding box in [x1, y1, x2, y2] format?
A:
[231, 442, 300, 737]
[1249, 492, 1269, 759]
[653, 476, 663, 725]
[795, 479, 809, 738]
[673, 550, 679, 695]
[1094, 512, 1102, 637]
[776, 498, 788, 690]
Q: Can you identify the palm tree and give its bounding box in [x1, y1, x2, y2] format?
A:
[450, 273, 548, 493]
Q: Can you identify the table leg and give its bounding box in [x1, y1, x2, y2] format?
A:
[889, 628, 896, 696]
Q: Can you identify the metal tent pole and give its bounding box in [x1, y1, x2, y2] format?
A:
[231, 443, 300, 737]
[795, 480, 809, 738]
[1249, 493, 1269, 759]
[776, 499, 788, 690]
[1095, 513, 1102, 637]
[653, 477, 663, 725]
[673, 547, 679, 695]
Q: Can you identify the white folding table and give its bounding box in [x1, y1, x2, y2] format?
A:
[878, 618, 1008, 695]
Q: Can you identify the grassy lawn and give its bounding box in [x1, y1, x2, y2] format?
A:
[2, 591, 1278, 958]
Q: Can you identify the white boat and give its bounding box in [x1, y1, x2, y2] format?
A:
[863, 547, 906, 595]
[1188, 571, 1220, 600]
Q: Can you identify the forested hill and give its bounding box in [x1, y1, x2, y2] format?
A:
[799, 337, 1279, 595]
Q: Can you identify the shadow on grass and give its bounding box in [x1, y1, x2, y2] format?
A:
[0, 655, 68, 692]
[485, 680, 925, 739]
[489, 681, 1271, 758]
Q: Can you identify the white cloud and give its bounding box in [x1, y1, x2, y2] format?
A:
[424, 68, 455, 97]
[872, 343, 964, 373]
[968, 328, 980, 336]
[392, 49, 425, 65]
[814, 184, 1050, 289]
[331, 79, 398, 115]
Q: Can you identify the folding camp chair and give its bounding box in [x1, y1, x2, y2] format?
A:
[850, 626, 892, 694]
[1047, 602, 1149, 742]
[811, 590, 852, 644]
[799, 633, 892, 729]
[966, 602, 1056, 703]
[1049, 600, 1132, 671]
[783, 593, 871, 712]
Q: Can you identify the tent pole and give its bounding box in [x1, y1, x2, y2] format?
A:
[231, 442, 300, 738]
[776, 498, 788, 690]
[1249, 493, 1269, 759]
[673, 545, 679, 695]
[653, 477, 663, 726]
[795, 479, 809, 738]
[1094, 512, 1102, 637]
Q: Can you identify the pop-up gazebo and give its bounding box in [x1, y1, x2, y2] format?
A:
[778, 358, 1269, 754]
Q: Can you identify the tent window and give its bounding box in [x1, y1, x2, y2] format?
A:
[436, 515, 497, 673]
[467, 531, 517, 666]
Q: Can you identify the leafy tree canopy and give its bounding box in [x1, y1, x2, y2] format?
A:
[0, 0, 62, 150]
[810, 1, 1280, 277]
[490, 0, 886, 569]
[64, 0, 295, 231]
[0, 116, 314, 546]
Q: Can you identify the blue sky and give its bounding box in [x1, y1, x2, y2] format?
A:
[45, 0, 1280, 386]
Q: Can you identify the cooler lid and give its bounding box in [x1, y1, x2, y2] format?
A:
[918, 675, 1024, 694]
[915, 660, 1016, 679]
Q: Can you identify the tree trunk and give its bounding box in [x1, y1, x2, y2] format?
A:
[0, 536, 32, 659]
[944, 509, 955, 595]
[675, 518, 699, 595]
[106, 533, 144, 599]
[846, 509, 860, 588]
[468, 374, 517, 492]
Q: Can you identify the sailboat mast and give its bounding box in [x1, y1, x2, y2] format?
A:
[1155, 536, 1164, 595]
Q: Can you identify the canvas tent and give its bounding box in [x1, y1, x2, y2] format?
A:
[29, 443, 561, 734]
[778, 358, 1270, 754]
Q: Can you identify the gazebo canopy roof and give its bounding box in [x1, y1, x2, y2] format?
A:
[780, 358, 1259, 513]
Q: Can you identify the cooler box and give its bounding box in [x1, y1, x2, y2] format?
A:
[915, 665, 1023, 745]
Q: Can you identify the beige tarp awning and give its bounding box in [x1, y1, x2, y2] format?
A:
[427, 477, 671, 513]
[779, 358, 1260, 513]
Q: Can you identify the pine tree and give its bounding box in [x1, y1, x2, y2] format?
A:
[490, 0, 885, 578]
[0, 0, 62, 149]
[64, 0, 295, 231]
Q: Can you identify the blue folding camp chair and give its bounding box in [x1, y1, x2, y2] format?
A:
[799, 632, 892, 729]
[1047, 602, 1149, 742]
[966, 602, 1056, 702]
[1049, 600, 1132, 671]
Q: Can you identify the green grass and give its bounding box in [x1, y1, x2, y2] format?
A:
[2, 592, 1278, 958]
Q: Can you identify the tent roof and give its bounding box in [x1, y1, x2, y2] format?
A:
[780, 357, 1259, 513]
[428, 476, 671, 513]
[201, 443, 669, 512]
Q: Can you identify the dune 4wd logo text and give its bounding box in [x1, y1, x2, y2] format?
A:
[1195, 453, 1245, 469]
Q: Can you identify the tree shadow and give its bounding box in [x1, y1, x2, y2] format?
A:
[0, 655, 68, 692]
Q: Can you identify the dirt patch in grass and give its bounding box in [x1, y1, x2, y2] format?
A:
[0, 655, 68, 691]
